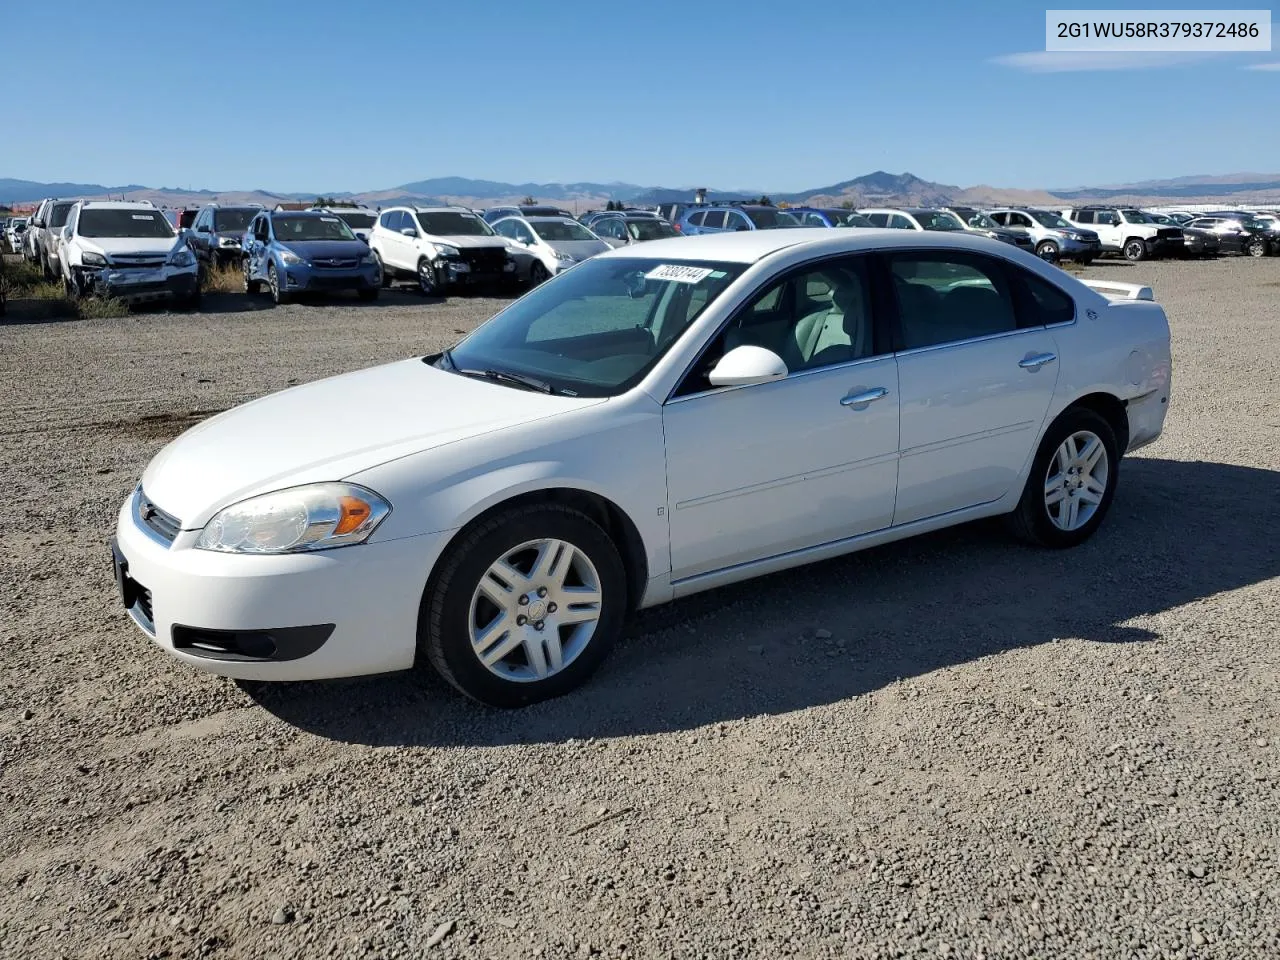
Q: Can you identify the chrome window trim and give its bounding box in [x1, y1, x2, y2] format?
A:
[893, 324, 1047, 358]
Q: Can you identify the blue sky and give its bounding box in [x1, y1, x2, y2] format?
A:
[4, 0, 1277, 193]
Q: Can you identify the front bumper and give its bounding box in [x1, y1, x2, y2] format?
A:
[434, 256, 519, 289]
[113, 490, 453, 681]
[93, 266, 198, 302]
[284, 263, 381, 292]
[1145, 236, 1185, 258]
[1059, 237, 1102, 258]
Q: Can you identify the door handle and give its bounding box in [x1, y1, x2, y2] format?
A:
[840, 387, 889, 407]
[1019, 352, 1057, 370]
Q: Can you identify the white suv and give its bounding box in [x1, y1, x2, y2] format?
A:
[1062, 206, 1185, 262]
[368, 206, 517, 295]
[60, 200, 200, 306]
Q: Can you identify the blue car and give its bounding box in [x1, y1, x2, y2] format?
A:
[241, 210, 381, 305]
[785, 207, 876, 228]
[675, 203, 801, 235]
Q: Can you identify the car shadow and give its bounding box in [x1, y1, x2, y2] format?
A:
[246, 458, 1280, 746]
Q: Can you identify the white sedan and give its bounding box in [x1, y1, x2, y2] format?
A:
[112, 229, 1172, 707]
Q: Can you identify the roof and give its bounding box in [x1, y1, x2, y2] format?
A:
[78, 200, 157, 210]
[268, 209, 331, 218]
[595, 227, 1027, 265]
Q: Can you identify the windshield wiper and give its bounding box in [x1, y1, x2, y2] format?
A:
[456, 367, 553, 394]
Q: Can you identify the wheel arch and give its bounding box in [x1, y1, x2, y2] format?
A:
[426, 486, 651, 615]
[1059, 391, 1130, 454]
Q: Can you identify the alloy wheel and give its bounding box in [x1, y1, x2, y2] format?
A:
[418, 260, 435, 295]
[1044, 430, 1109, 532]
[468, 538, 603, 683]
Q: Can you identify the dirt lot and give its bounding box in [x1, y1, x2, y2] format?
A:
[2, 258, 1279, 959]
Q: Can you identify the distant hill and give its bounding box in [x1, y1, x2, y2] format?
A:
[6, 170, 1280, 211]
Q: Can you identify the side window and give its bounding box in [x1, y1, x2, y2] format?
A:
[1008, 213, 1031, 228]
[1073, 210, 1094, 224]
[726, 212, 750, 231]
[516, 224, 535, 244]
[1011, 269, 1076, 327]
[677, 256, 878, 395]
[688, 212, 705, 226]
[378, 210, 396, 229]
[495, 220, 515, 239]
[64, 207, 78, 235]
[1095, 211, 1117, 225]
[889, 214, 915, 230]
[600, 219, 625, 240]
[255, 217, 270, 241]
[988, 212, 1008, 226]
[865, 213, 888, 227]
[889, 252, 1017, 350]
[406, 213, 424, 235]
[703, 210, 726, 229]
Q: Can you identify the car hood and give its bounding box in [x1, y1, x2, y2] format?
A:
[140, 358, 597, 527]
[87, 236, 185, 257]
[437, 235, 509, 250]
[278, 239, 370, 259]
[546, 238, 611, 259]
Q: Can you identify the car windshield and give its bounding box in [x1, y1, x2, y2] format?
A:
[531, 220, 597, 242]
[1032, 210, 1072, 229]
[213, 209, 258, 232]
[1121, 209, 1154, 223]
[417, 212, 494, 236]
[271, 215, 356, 241]
[1148, 214, 1174, 224]
[916, 211, 965, 231]
[746, 208, 800, 228]
[78, 209, 176, 238]
[333, 212, 376, 229]
[442, 257, 746, 397]
[1241, 218, 1268, 230]
[626, 219, 678, 241]
[960, 211, 997, 229]
[49, 203, 75, 228]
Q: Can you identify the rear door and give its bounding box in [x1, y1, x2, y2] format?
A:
[888, 250, 1062, 524]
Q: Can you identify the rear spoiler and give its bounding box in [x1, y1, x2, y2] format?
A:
[1078, 278, 1155, 302]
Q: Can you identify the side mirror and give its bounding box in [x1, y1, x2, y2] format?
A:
[734, 224, 750, 232]
[196, 224, 209, 232]
[708, 345, 788, 387]
[400, 227, 418, 237]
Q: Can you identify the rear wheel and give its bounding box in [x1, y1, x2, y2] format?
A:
[419, 504, 626, 707]
[1123, 238, 1147, 261]
[1007, 407, 1120, 548]
[1035, 241, 1059, 262]
[243, 258, 262, 294]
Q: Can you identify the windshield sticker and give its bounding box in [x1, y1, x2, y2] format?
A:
[320, 216, 340, 223]
[131, 215, 155, 220]
[645, 264, 714, 284]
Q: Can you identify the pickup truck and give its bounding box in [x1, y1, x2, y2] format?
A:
[1061, 206, 1184, 262]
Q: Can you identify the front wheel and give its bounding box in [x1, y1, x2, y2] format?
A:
[1246, 238, 1267, 258]
[373, 250, 391, 288]
[1123, 238, 1147, 262]
[529, 261, 550, 286]
[1035, 241, 1059, 262]
[243, 258, 262, 294]
[268, 263, 288, 304]
[417, 258, 437, 296]
[1007, 408, 1120, 548]
[419, 504, 627, 707]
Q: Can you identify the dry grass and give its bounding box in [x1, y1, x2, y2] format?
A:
[76, 296, 131, 319]
[1, 258, 128, 319]
[201, 263, 243, 294]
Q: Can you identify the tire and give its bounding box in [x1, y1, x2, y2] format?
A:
[1034, 241, 1059, 262]
[416, 258, 437, 296]
[243, 258, 262, 295]
[419, 504, 627, 707]
[529, 261, 550, 285]
[1246, 238, 1267, 258]
[373, 250, 391, 288]
[357, 287, 379, 302]
[1123, 238, 1147, 262]
[41, 252, 53, 281]
[1007, 407, 1120, 549]
[268, 263, 288, 304]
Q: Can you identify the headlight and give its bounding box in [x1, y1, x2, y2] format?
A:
[195, 483, 391, 554]
[218, 236, 240, 247]
[278, 249, 304, 265]
[434, 244, 460, 258]
[360, 252, 377, 265]
[82, 251, 108, 267]
[553, 250, 575, 261]
[168, 248, 196, 268]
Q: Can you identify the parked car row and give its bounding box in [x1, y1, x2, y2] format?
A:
[11, 190, 1277, 312]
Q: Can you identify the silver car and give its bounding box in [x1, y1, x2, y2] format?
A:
[986, 208, 1102, 263]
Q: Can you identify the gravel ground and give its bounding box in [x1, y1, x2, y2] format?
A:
[2, 257, 1279, 960]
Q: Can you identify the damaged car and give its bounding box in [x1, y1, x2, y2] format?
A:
[60, 200, 200, 306]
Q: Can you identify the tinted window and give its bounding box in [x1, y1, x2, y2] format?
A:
[889, 253, 1016, 349]
[1073, 210, 1094, 224]
[271, 215, 355, 241]
[213, 208, 258, 233]
[417, 211, 494, 236]
[688, 212, 705, 226]
[1013, 270, 1075, 326]
[627, 219, 676, 241]
[703, 211, 726, 228]
[889, 214, 915, 230]
[49, 203, 75, 228]
[78, 209, 176, 239]
[530, 220, 597, 242]
[865, 213, 888, 227]
[333, 212, 376, 229]
[1095, 211, 1119, 225]
[379, 211, 397, 228]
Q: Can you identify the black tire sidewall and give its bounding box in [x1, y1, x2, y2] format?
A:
[1036, 242, 1058, 261]
[1124, 240, 1146, 261]
[422, 506, 627, 707]
[1017, 408, 1120, 548]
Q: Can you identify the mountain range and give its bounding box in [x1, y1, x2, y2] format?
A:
[4, 170, 1280, 212]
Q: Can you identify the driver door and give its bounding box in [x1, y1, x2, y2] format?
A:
[249, 217, 271, 278]
[662, 256, 900, 586]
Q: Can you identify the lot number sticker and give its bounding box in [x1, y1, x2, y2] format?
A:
[645, 264, 714, 284]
